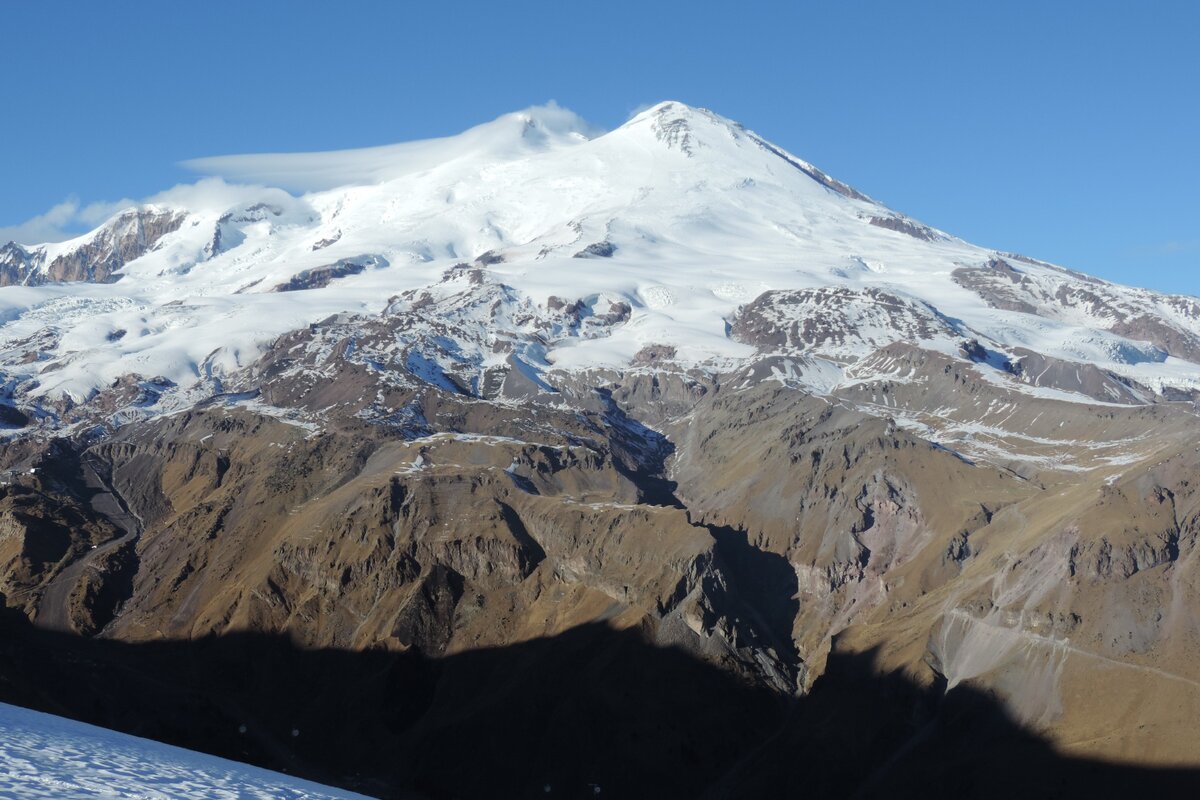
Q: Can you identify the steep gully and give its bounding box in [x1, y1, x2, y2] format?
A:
[36, 450, 142, 633]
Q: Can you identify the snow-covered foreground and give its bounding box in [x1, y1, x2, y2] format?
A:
[0, 702, 373, 800]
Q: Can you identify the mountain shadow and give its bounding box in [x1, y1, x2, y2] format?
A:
[703, 520, 801, 667]
[0, 608, 1197, 799]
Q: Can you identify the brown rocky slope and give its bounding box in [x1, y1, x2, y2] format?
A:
[1, 334, 1200, 796]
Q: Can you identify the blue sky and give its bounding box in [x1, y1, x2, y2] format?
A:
[1, 1, 1196, 294]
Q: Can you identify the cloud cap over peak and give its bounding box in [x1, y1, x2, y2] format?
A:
[181, 102, 600, 194]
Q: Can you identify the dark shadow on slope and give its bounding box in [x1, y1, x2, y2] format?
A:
[702, 521, 801, 666]
[597, 391, 801, 671]
[0, 609, 1198, 800]
[593, 387, 682, 508]
[705, 633, 1200, 800]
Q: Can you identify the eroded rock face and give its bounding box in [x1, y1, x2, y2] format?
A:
[1007, 347, 1154, 404]
[632, 343, 676, 365]
[730, 286, 961, 356]
[0, 481, 123, 631]
[0, 339, 1199, 795]
[954, 257, 1200, 363]
[952, 258, 1041, 313]
[746, 130, 873, 201]
[311, 230, 341, 251]
[47, 210, 186, 283]
[867, 215, 942, 241]
[573, 241, 616, 258]
[0, 402, 794, 698]
[222, 276, 638, 412]
[2, 209, 184, 287]
[0, 243, 43, 287]
[272, 255, 385, 292]
[1111, 314, 1200, 364]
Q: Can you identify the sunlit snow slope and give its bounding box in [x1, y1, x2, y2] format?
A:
[1, 101, 1198, 422]
[0, 702, 371, 799]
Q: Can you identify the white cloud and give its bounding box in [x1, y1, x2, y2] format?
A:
[0, 179, 310, 248]
[77, 198, 138, 228]
[0, 197, 138, 246]
[626, 102, 658, 119]
[4, 104, 600, 244]
[144, 177, 292, 213]
[0, 199, 82, 245]
[181, 103, 600, 193]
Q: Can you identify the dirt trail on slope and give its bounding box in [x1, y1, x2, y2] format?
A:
[37, 455, 141, 633]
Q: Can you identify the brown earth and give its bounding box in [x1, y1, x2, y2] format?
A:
[2, 341, 1200, 796]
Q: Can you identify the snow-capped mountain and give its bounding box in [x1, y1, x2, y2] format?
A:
[5, 102, 1200, 798]
[1, 100, 1197, 429]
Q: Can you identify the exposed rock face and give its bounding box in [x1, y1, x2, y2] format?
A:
[272, 256, 385, 292]
[2, 208, 184, 287]
[1009, 347, 1153, 404]
[954, 257, 1200, 362]
[0, 242, 43, 287]
[730, 286, 961, 355]
[231, 275, 635, 406]
[2, 309, 1200, 795]
[573, 241, 616, 258]
[46, 210, 185, 283]
[0, 480, 123, 629]
[3, 399, 797, 699]
[633, 343, 676, 364]
[1111, 314, 1200, 363]
[744, 130, 873, 201]
[4, 340, 1200, 796]
[311, 230, 341, 250]
[204, 203, 293, 259]
[952, 258, 1041, 313]
[867, 214, 942, 241]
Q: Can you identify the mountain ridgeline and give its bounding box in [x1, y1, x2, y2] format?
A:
[1, 102, 1199, 797]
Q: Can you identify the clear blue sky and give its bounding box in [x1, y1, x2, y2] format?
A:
[2, 1, 1196, 294]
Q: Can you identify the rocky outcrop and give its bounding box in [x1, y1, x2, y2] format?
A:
[573, 241, 616, 258]
[867, 215, 942, 241]
[632, 343, 676, 365]
[746, 130, 873, 201]
[311, 230, 341, 250]
[1112, 314, 1200, 364]
[0, 242, 43, 287]
[1009, 347, 1154, 404]
[272, 256, 385, 292]
[730, 286, 961, 355]
[954, 257, 1200, 363]
[46, 209, 185, 283]
[0, 481, 122, 625]
[952, 258, 1041, 313]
